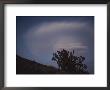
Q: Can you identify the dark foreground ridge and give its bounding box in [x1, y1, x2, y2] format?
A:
[16, 55, 59, 74]
[16, 55, 89, 74]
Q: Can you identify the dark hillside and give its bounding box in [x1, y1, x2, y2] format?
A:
[16, 55, 60, 74]
[16, 55, 89, 74]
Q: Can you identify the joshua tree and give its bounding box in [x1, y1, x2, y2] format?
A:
[52, 49, 89, 74]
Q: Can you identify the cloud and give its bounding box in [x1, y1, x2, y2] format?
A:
[35, 21, 87, 35]
[53, 36, 88, 51]
[24, 21, 89, 65]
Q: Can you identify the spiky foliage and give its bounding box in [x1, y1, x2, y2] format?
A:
[52, 49, 89, 74]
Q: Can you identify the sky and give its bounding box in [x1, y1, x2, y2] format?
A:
[16, 16, 94, 74]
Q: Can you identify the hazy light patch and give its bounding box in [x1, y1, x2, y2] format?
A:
[53, 36, 88, 51]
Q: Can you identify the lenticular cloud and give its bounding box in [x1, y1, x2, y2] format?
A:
[25, 21, 89, 65]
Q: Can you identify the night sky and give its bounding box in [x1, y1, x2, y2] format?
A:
[16, 16, 94, 74]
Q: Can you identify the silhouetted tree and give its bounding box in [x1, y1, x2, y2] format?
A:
[52, 49, 89, 74]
